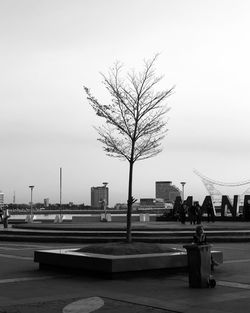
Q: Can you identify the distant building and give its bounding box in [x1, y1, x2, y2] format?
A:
[140, 198, 155, 206]
[44, 198, 49, 207]
[139, 198, 165, 209]
[91, 186, 109, 208]
[114, 202, 140, 210]
[0, 191, 4, 208]
[155, 181, 181, 203]
[114, 203, 128, 210]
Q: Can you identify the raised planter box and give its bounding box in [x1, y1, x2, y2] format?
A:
[34, 248, 223, 273]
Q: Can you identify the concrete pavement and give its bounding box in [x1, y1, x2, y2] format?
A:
[0, 241, 250, 312]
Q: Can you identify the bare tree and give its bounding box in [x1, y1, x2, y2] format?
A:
[84, 55, 174, 242]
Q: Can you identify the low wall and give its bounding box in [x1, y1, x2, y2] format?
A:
[72, 215, 100, 223]
[9, 213, 158, 224]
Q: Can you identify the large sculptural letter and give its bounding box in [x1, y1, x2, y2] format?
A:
[243, 195, 250, 220]
[201, 196, 215, 221]
[186, 196, 193, 207]
[221, 195, 238, 218]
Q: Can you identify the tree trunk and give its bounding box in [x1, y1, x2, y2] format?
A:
[126, 160, 134, 243]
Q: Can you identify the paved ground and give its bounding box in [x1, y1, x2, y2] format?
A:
[1, 221, 250, 312]
[0, 239, 250, 313]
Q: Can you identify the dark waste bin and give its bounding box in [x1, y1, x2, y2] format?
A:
[183, 244, 215, 288]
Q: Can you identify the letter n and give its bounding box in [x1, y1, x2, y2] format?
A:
[221, 195, 238, 218]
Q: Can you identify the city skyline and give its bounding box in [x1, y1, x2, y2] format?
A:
[1, 170, 249, 207]
[1, 0, 250, 206]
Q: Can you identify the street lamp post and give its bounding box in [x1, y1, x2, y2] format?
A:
[29, 185, 34, 221]
[59, 167, 62, 222]
[180, 182, 186, 201]
[102, 182, 108, 219]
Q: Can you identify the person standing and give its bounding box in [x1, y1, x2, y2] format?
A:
[207, 203, 215, 223]
[3, 207, 10, 228]
[189, 203, 197, 225]
[193, 225, 207, 244]
[195, 201, 202, 224]
[193, 225, 219, 271]
[180, 201, 187, 224]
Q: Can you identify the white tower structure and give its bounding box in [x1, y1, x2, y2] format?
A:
[194, 169, 250, 207]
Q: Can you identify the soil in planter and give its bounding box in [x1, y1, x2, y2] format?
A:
[76, 242, 183, 255]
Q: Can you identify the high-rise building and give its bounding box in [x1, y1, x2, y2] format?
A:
[0, 191, 4, 208]
[44, 198, 49, 207]
[155, 181, 181, 203]
[91, 186, 109, 208]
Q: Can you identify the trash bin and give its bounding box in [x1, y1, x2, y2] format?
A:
[183, 244, 215, 288]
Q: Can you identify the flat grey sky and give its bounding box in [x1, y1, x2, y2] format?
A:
[1, 0, 250, 205]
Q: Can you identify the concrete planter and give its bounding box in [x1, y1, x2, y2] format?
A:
[34, 248, 223, 274]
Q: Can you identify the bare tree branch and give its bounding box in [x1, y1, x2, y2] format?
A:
[84, 55, 174, 242]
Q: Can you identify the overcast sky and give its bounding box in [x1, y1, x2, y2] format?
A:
[1, 0, 250, 205]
